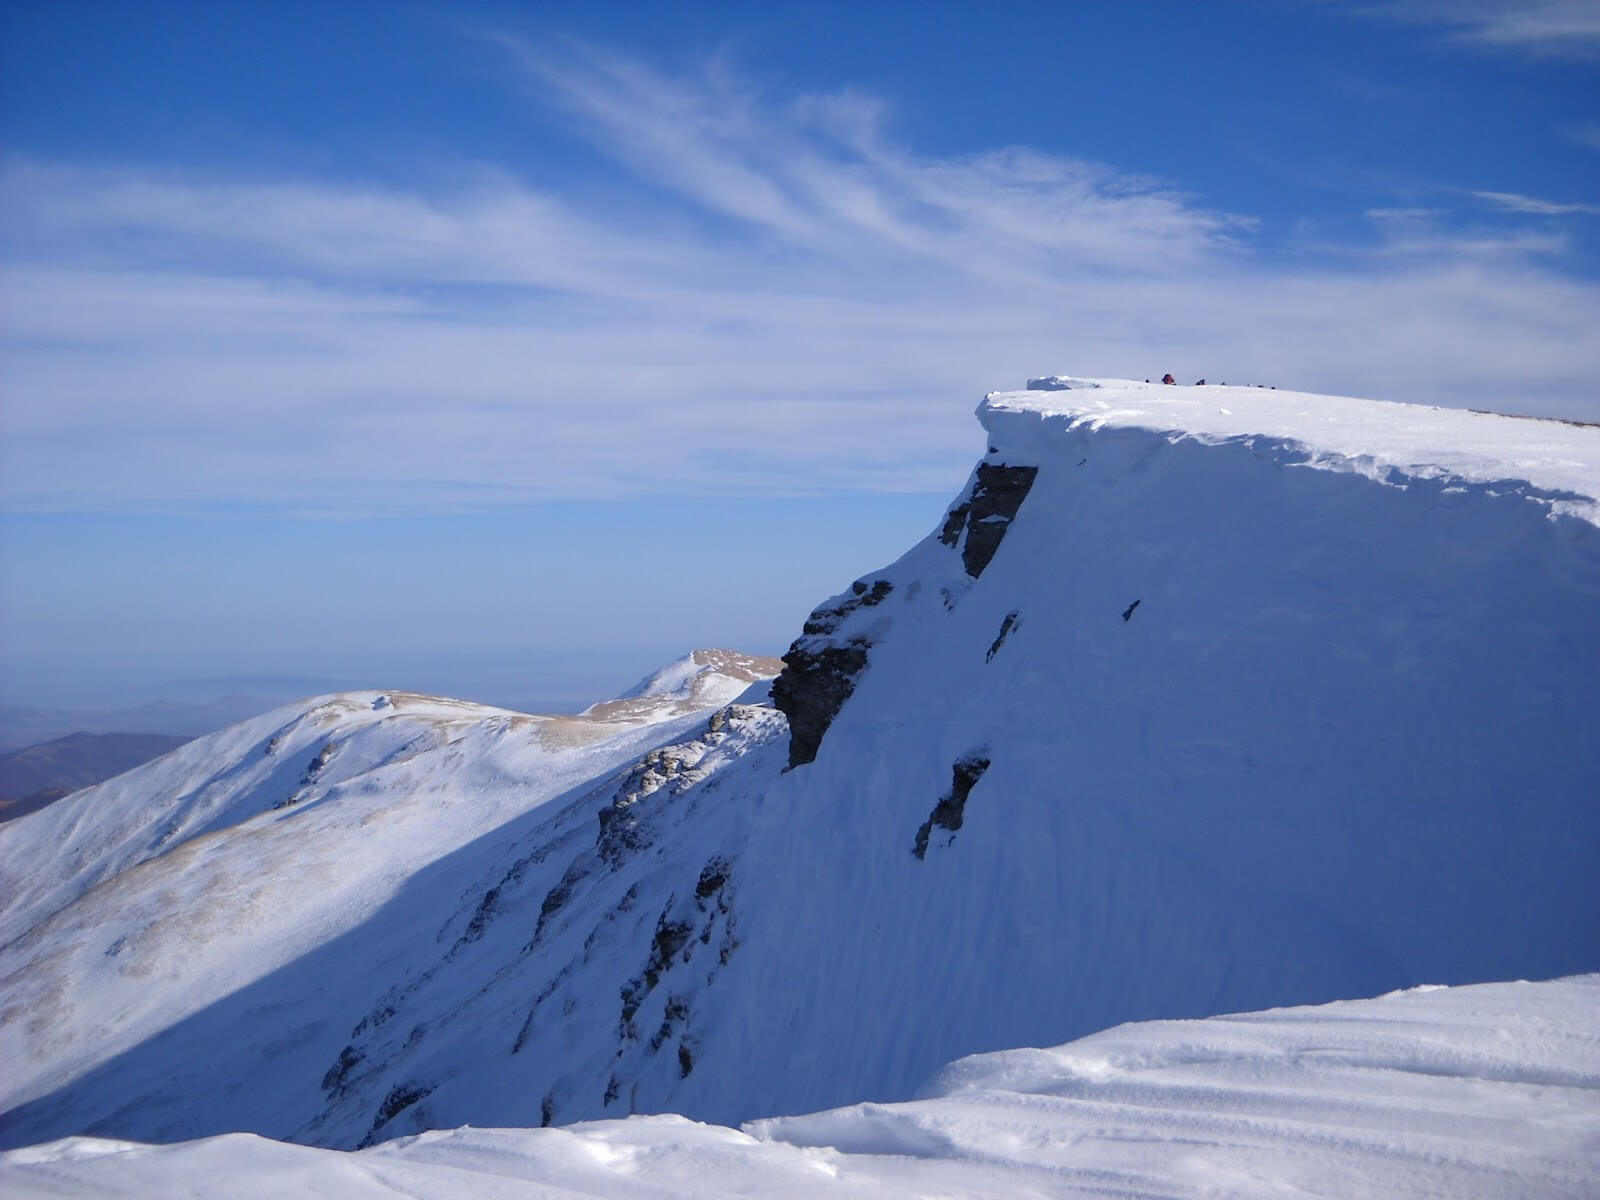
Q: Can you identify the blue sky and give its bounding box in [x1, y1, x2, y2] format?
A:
[2, 0, 1597, 711]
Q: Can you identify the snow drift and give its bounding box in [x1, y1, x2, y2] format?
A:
[4, 976, 1595, 1198]
[1, 379, 1596, 1152]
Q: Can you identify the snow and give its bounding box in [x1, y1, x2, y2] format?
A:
[0, 660, 778, 1126]
[995, 376, 1600, 525]
[583, 649, 783, 722]
[1, 379, 1595, 1188]
[3, 975, 1595, 1198]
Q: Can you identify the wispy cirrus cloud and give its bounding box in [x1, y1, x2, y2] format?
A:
[2, 39, 1596, 515]
[1473, 189, 1600, 216]
[1344, 0, 1600, 58]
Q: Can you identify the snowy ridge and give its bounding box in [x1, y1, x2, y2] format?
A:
[4, 975, 1595, 1198]
[583, 649, 782, 723]
[0, 656, 779, 1126]
[993, 376, 1600, 525]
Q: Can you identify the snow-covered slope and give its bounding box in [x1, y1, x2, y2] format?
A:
[0, 653, 778, 1131]
[4, 975, 1595, 1198]
[2, 379, 1596, 1154]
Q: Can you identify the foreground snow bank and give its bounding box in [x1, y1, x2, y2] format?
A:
[5, 975, 1595, 1198]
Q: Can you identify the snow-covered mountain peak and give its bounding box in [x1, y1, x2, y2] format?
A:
[582, 649, 782, 724]
[987, 376, 1600, 524]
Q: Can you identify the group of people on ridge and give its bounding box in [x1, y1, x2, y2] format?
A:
[1151, 374, 1274, 388]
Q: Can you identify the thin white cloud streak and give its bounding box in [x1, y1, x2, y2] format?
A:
[1473, 189, 1600, 216]
[1347, 0, 1600, 58]
[2, 44, 1597, 513]
[1361, 205, 1572, 256]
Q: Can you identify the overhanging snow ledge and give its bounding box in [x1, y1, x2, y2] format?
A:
[980, 377, 1600, 526]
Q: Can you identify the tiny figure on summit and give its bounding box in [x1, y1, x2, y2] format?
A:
[1161, 373, 1176, 385]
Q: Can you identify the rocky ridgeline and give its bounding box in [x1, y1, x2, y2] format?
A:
[307, 702, 788, 1146]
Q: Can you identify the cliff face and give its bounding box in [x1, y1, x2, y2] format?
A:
[741, 378, 1600, 1121]
[771, 462, 1037, 767]
[4, 380, 1597, 1152]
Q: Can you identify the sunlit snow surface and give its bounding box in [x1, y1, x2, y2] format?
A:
[1008, 376, 1600, 525]
[4, 975, 1595, 1198]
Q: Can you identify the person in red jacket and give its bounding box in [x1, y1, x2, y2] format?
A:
[1161, 373, 1176, 385]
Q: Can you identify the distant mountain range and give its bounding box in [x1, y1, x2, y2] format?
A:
[0, 697, 288, 755]
[0, 732, 194, 823]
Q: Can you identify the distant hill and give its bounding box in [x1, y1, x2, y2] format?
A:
[0, 698, 285, 754]
[0, 733, 192, 823]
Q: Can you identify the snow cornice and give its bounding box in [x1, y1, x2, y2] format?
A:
[981, 378, 1600, 526]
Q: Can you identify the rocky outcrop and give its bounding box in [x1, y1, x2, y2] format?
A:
[770, 641, 871, 770]
[912, 751, 992, 860]
[986, 612, 1020, 662]
[772, 461, 1040, 771]
[771, 578, 893, 769]
[939, 464, 1038, 578]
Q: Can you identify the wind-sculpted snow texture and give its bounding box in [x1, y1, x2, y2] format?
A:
[2, 379, 1598, 1154]
[4, 976, 1596, 1198]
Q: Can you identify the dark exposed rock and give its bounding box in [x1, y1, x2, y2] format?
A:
[800, 578, 893, 638]
[939, 504, 969, 548]
[372, 1082, 432, 1131]
[650, 995, 691, 1052]
[620, 983, 642, 1028]
[594, 747, 689, 868]
[694, 857, 730, 901]
[536, 862, 589, 939]
[773, 578, 885, 770]
[771, 462, 1035, 771]
[461, 886, 500, 944]
[678, 1041, 695, 1078]
[645, 912, 695, 990]
[771, 640, 871, 769]
[913, 752, 993, 860]
[304, 741, 335, 782]
[621, 900, 699, 1031]
[986, 612, 1020, 662]
[594, 719, 748, 866]
[274, 740, 338, 810]
[321, 1045, 363, 1096]
[957, 464, 1038, 578]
